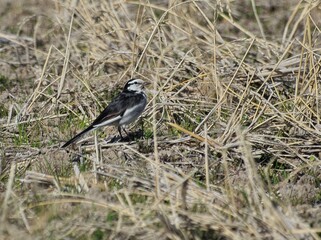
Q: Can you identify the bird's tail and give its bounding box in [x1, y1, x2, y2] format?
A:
[61, 125, 94, 148]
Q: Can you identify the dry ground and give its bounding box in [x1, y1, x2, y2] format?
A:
[1, 0, 321, 239]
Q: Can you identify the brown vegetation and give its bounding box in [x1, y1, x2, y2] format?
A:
[1, 0, 321, 239]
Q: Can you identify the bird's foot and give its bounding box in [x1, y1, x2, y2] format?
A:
[104, 135, 122, 143]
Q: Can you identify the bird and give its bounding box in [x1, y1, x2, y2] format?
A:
[61, 78, 149, 148]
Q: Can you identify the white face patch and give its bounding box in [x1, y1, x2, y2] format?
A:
[127, 79, 145, 92]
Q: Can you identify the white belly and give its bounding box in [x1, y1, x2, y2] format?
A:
[119, 101, 146, 126]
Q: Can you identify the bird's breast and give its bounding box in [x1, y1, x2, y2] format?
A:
[119, 99, 147, 126]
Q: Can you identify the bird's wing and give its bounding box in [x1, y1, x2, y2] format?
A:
[91, 92, 144, 127]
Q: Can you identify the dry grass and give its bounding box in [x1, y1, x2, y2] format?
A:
[1, 0, 321, 239]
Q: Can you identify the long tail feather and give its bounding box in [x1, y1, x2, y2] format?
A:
[61, 125, 94, 148]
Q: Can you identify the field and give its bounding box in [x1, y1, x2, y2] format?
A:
[1, 0, 321, 239]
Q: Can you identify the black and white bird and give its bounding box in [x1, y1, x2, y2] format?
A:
[62, 78, 149, 148]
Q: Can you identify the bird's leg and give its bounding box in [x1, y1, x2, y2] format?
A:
[122, 127, 129, 137]
[118, 126, 123, 139]
[118, 126, 131, 141]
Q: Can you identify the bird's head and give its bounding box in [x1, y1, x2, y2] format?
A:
[124, 78, 150, 93]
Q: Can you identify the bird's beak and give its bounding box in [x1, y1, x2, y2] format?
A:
[143, 82, 151, 87]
